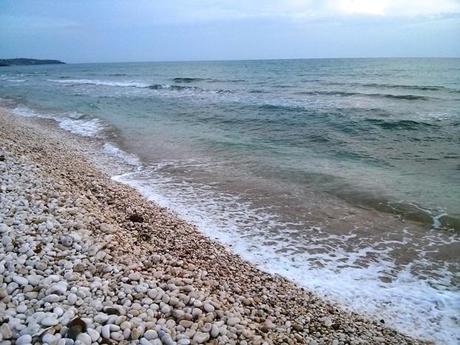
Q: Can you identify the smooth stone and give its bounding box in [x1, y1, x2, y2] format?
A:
[13, 276, 28, 286]
[49, 281, 68, 295]
[26, 275, 41, 286]
[42, 334, 56, 344]
[139, 338, 152, 345]
[99, 223, 114, 234]
[67, 293, 78, 305]
[86, 328, 100, 342]
[76, 333, 92, 345]
[0, 324, 13, 339]
[323, 317, 333, 327]
[109, 325, 120, 332]
[101, 325, 110, 339]
[94, 313, 108, 323]
[161, 305, 171, 314]
[44, 294, 61, 303]
[41, 315, 59, 326]
[111, 331, 123, 341]
[160, 333, 175, 345]
[226, 317, 239, 326]
[193, 332, 210, 344]
[210, 324, 220, 338]
[16, 334, 32, 345]
[203, 303, 214, 313]
[120, 321, 131, 330]
[17, 304, 27, 313]
[144, 330, 158, 340]
[128, 272, 141, 281]
[59, 235, 73, 247]
[131, 327, 143, 339]
[179, 320, 193, 328]
[53, 307, 64, 317]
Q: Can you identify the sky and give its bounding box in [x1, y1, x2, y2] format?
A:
[1, 0, 459, 63]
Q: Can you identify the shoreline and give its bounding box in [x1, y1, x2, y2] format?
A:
[0, 108, 430, 344]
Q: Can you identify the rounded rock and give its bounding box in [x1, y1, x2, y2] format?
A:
[192, 331, 210, 344]
[41, 315, 59, 326]
[144, 329, 158, 340]
[76, 333, 92, 345]
[16, 334, 32, 345]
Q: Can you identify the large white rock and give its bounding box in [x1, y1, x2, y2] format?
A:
[40, 314, 59, 326]
[76, 333, 92, 345]
[101, 324, 111, 339]
[48, 281, 68, 295]
[16, 334, 32, 345]
[13, 275, 28, 286]
[0, 323, 13, 339]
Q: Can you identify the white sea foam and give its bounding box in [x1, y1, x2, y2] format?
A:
[103, 143, 142, 167]
[13, 105, 46, 118]
[48, 79, 149, 88]
[113, 166, 460, 345]
[12, 105, 104, 138]
[58, 118, 104, 137]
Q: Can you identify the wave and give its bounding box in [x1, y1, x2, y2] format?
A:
[207, 79, 246, 83]
[322, 81, 459, 93]
[257, 103, 302, 112]
[47, 78, 232, 94]
[297, 90, 430, 101]
[148, 84, 232, 94]
[113, 166, 460, 345]
[102, 143, 142, 167]
[173, 77, 245, 83]
[365, 118, 436, 130]
[5, 79, 26, 83]
[173, 77, 206, 83]
[362, 82, 445, 91]
[12, 105, 105, 138]
[48, 79, 149, 88]
[58, 117, 105, 137]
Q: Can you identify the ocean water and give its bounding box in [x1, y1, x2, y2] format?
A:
[0, 58, 459, 344]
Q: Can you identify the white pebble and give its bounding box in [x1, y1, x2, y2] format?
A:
[16, 334, 32, 345]
[13, 276, 28, 286]
[76, 333, 92, 345]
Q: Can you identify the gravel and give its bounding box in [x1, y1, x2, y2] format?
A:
[0, 108, 429, 344]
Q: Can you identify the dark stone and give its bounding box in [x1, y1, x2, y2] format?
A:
[140, 232, 151, 241]
[129, 214, 144, 223]
[103, 307, 121, 315]
[33, 243, 43, 253]
[66, 317, 87, 340]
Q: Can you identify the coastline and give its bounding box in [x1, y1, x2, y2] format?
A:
[0, 108, 430, 344]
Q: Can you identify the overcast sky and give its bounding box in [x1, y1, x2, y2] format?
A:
[1, 0, 459, 63]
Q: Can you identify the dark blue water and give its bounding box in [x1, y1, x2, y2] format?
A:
[1, 58, 459, 344]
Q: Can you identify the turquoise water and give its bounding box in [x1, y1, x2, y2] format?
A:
[1, 58, 459, 344]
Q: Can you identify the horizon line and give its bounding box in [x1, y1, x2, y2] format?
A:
[2, 56, 460, 65]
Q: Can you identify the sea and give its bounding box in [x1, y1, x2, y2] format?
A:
[0, 58, 459, 344]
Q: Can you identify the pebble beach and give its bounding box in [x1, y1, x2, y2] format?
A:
[0, 107, 430, 345]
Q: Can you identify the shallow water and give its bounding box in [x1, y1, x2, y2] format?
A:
[1, 58, 459, 344]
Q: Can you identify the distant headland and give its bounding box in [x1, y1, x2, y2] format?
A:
[0, 58, 65, 66]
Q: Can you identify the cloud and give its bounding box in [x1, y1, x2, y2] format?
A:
[167, 0, 460, 20]
[331, 0, 460, 16]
